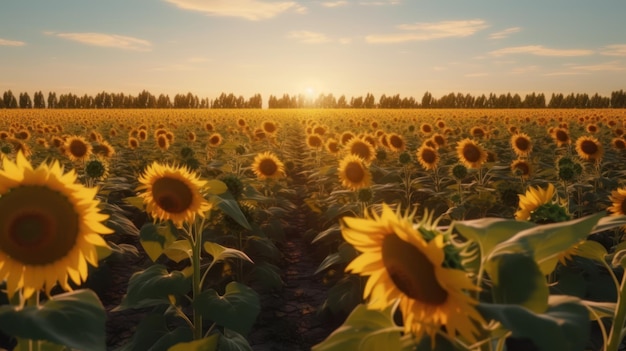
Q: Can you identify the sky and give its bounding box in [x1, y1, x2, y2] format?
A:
[2, 0, 626, 103]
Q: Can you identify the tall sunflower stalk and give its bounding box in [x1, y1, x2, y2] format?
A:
[137, 161, 213, 340]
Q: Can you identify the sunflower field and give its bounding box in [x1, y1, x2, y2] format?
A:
[1, 108, 626, 351]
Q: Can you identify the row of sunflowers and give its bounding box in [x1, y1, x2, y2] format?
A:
[1, 108, 626, 351]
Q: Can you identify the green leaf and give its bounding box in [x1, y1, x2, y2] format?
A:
[245, 262, 284, 291]
[115, 264, 189, 310]
[453, 217, 535, 264]
[477, 295, 590, 351]
[488, 253, 549, 313]
[315, 253, 342, 275]
[573, 240, 607, 263]
[203, 241, 253, 273]
[139, 222, 178, 262]
[312, 303, 403, 351]
[211, 192, 251, 230]
[205, 179, 228, 195]
[0, 289, 106, 351]
[150, 327, 193, 351]
[163, 239, 193, 263]
[193, 282, 260, 335]
[491, 212, 605, 275]
[217, 329, 253, 351]
[167, 334, 219, 351]
[124, 196, 145, 210]
[117, 313, 171, 351]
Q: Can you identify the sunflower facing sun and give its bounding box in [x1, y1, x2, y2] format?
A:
[0, 151, 113, 299]
[251, 151, 286, 180]
[137, 162, 212, 227]
[341, 204, 484, 344]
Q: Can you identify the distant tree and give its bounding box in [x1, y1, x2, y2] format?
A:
[3, 90, 17, 108]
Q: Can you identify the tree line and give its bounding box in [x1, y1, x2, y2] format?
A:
[2, 89, 626, 109]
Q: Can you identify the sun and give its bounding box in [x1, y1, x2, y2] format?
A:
[305, 87, 315, 98]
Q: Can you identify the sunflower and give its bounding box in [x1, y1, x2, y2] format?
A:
[208, 133, 223, 147]
[470, 126, 486, 139]
[553, 128, 570, 147]
[608, 187, 626, 216]
[386, 133, 406, 152]
[128, 137, 139, 150]
[430, 133, 446, 148]
[156, 134, 170, 151]
[137, 162, 211, 227]
[510, 159, 531, 179]
[575, 135, 604, 162]
[420, 123, 433, 134]
[456, 138, 487, 169]
[337, 154, 371, 191]
[92, 140, 115, 159]
[325, 138, 341, 154]
[416, 144, 439, 171]
[64, 136, 92, 162]
[306, 134, 323, 149]
[251, 151, 285, 180]
[341, 204, 484, 343]
[611, 138, 626, 151]
[0, 151, 113, 299]
[511, 133, 532, 157]
[340, 131, 355, 146]
[262, 121, 278, 136]
[137, 129, 148, 141]
[84, 157, 110, 181]
[345, 137, 376, 163]
[515, 183, 561, 221]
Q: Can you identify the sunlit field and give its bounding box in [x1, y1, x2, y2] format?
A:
[2, 108, 626, 351]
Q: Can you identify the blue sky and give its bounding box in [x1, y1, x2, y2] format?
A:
[1, 0, 626, 102]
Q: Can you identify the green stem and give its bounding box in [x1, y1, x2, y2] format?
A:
[606, 271, 626, 351]
[191, 220, 203, 340]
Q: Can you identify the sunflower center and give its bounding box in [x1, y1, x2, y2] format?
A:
[381, 234, 448, 305]
[152, 177, 194, 213]
[462, 144, 481, 162]
[259, 159, 278, 176]
[556, 130, 569, 142]
[345, 162, 365, 183]
[515, 137, 530, 151]
[351, 142, 372, 160]
[581, 140, 598, 155]
[421, 149, 437, 164]
[69, 140, 88, 157]
[0, 186, 79, 265]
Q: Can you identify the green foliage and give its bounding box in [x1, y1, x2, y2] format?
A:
[0, 290, 106, 351]
[193, 282, 260, 336]
[478, 295, 590, 351]
[115, 264, 189, 310]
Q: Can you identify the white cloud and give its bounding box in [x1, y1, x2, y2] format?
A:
[489, 45, 593, 57]
[366, 19, 488, 43]
[359, 0, 400, 5]
[511, 65, 539, 74]
[0, 38, 26, 46]
[163, 0, 306, 20]
[49, 32, 151, 51]
[489, 27, 521, 40]
[321, 1, 348, 7]
[600, 44, 626, 57]
[568, 61, 626, 72]
[288, 30, 345, 44]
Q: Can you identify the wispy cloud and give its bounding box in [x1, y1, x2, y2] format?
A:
[0, 38, 26, 46]
[600, 44, 626, 57]
[321, 1, 348, 7]
[287, 30, 352, 44]
[511, 65, 539, 74]
[359, 0, 401, 5]
[47, 32, 151, 51]
[489, 27, 521, 40]
[366, 19, 488, 43]
[489, 45, 593, 57]
[543, 61, 625, 76]
[152, 56, 211, 71]
[287, 30, 331, 43]
[567, 61, 625, 72]
[163, 0, 306, 20]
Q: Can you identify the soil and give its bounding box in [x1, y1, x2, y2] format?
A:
[98, 222, 339, 351]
